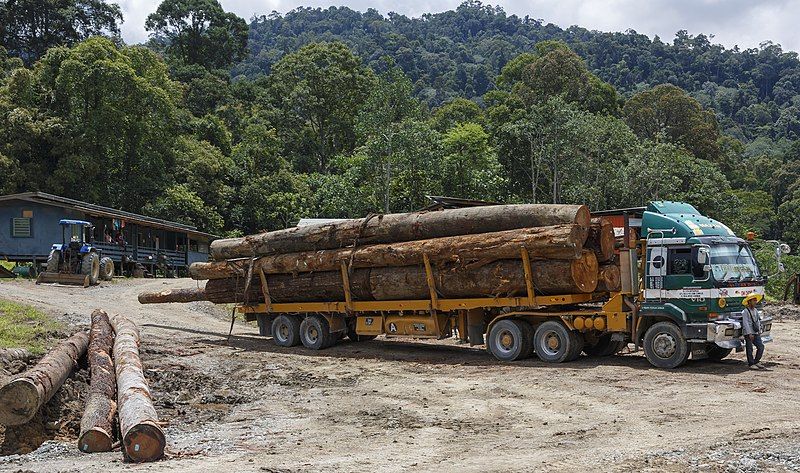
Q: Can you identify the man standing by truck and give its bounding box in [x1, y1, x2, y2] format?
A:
[742, 293, 766, 370]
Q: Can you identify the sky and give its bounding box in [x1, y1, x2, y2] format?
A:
[118, 0, 800, 54]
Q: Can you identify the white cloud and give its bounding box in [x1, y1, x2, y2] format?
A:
[119, 0, 800, 54]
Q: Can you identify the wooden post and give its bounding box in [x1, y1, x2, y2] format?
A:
[258, 269, 272, 313]
[521, 248, 536, 305]
[78, 310, 116, 453]
[422, 254, 439, 311]
[340, 262, 353, 311]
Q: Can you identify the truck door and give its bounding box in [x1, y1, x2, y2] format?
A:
[646, 245, 667, 301]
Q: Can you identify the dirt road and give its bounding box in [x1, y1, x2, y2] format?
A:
[1, 278, 799, 472]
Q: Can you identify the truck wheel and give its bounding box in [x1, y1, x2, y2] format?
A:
[583, 334, 622, 357]
[533, 321, 573, 363]
[567, 331, 585, 361]
[706, 345, 732, 361]
[46, 250, 60, 272]
[99, 257, 114, 281]
[300, 314, 333, 350]
[643, 322, 689, 369]
[487, 319, 532, 361]
[81, 252, 100, 285]
[272, 315, 301, 347]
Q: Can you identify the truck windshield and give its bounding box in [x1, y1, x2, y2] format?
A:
[710, 243, 760, 282]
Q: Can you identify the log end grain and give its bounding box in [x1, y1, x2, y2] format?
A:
[123, 421, 165, 462]
[78, 427, 114, 453]
[0, 379, 40, 426]
[571, 251, 599, 293]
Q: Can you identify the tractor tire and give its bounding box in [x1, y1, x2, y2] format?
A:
[46, 250, 60, 272]
[706, 344, 733, 361]
[81, 252, 100, 286]
[533, 321, 574, 363]
[299, 314, 334, 350]
[272, 315, 302, 347]
[486, 319, 532, 362]
[566, 330, 585, 361]
[99, 257, 114, 281]
[643, 322, 689, 369]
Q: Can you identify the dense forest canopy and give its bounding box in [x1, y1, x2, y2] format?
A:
[2, 0, 800, 292]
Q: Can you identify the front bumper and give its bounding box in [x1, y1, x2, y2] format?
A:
[685, 316, 773, 349]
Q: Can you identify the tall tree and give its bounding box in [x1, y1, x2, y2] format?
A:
[145, 0, 248, 69]
[0, 0, 122, 63]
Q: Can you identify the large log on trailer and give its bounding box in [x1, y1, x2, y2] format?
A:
[0, 330, 89, 426]
[191, 224, 588, 280]
[585, 218, 615, 263]
[110, 315, 165, 463]
[137, 288, 208, 304]
[78, 310, 116, 453]
[210, 204, 591, 260]
[200, 251, 599, 303]
[596, 263, 621, 293]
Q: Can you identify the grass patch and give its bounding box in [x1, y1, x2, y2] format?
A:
[0, 261, 12, 271]
[0, 299, 62, 354]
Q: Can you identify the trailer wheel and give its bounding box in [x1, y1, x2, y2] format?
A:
[99, 257, 114, 281]
[46, 250, 60, 272]
[81, 252, 100, 285]
[487, 319, 531, 362]
[567, 330, 585, 361]
[272, 315, 301, 347]
[643, 322, 689, 369]
[300, 314, 334, 350]
[533, 321, 573, 363]
[583, 334, 622, 357]
[706, 344, 732, 361]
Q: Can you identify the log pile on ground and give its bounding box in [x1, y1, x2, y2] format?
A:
[140, 204, 623, 307]
[78, 310, 116, 453]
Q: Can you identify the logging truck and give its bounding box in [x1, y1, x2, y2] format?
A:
[141, 201, 773, 369]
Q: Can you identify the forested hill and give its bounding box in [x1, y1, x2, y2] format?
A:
[233, 2, 800, 144]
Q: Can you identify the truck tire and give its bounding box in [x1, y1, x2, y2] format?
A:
[643, 321, 689, 369]
[533, 321, 573, 363]
[81, 252, 100, 285]
[99, 257, 114, 281]
[46, 250, 60, 272]
[487, 319, 532, 362]
[272, 315, 301, 347]
[706, 344, 732, 361]
[567, 330, 585, 361]
[300, 314, 334, 350]
[583, 334, 622, 357]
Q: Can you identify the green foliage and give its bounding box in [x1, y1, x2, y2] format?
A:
[442, 122, 504, 200]
[0, 299, 62, 354]
[431, 98, 484, 131]
[727, 190, 777, 239]
[143, 183, 224, 233]
[145, 0, 248, 69]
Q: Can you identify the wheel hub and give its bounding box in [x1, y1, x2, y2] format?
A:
[652, 332, 677, 358]
[308, 326, 318, 342]
[500, 332, 514, 350]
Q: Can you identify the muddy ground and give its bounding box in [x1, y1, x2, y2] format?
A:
[0, 278, 799, 472]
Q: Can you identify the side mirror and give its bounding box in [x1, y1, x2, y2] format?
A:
[696, 247, 709, 265]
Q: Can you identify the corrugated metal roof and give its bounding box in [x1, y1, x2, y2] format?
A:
[0, 192, 217, 239]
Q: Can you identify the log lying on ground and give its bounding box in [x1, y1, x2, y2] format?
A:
[0, 348, 34, 364]
[191, 224, 588, 280]
[137, 288, 207, 304]
[200, 251, 599, 303]
[210, 204, 591, 260]
[110, 315, 165, 463]
[0, 330, 89, 426]
[78, 310, 116, 453]
[596, 263, 621, 293]
[585, 218, 615, 263]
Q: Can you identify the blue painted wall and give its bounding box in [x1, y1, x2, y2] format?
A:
[0, 200, 83, 260]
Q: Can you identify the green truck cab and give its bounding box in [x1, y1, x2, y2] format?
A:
[637, 201, 772, 368]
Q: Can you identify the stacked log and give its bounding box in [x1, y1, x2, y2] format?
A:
[78, 310, 116, 453]
[0, 330, 89, 426]
[597, 263, 622, 293]
[586, 217, 615, 263]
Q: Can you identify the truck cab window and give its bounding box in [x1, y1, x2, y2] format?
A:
[668, 248, 692, 275]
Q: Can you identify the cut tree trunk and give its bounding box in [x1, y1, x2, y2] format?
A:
[201, 251, 599, 303]
[137, 288, 207, 304]
[585, 218, 615, 263]
[0, 330, 89, 426]
[210, 204, 591, 260]
[78, 310, 116, 453]
[597, 263, 622, 293]
[0, 348, 33, 364]
[110, 315, 165, 463]
[191, 224, 588, 280]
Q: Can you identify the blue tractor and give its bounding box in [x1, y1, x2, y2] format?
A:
[37, 220, 114, 286]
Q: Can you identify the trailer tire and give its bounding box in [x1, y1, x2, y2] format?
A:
[81, 252, 100, 285]
[567, 330, 585, 361]
[99, 257, 114, 281]
[706, 345, 732, 361]
[272, 315, 301, 347]
[533, 321, 573, 363]
[487, 319, 531, 361]
[643, 321, 689, 369]
[300, 314, 333, 350]
[46, 250, 60, 272]
[583, 334, 622, 357]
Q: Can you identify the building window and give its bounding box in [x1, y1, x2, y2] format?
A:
[11, 217, 32, 237]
